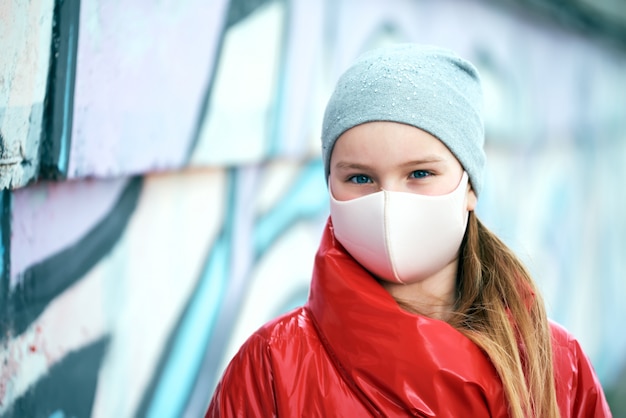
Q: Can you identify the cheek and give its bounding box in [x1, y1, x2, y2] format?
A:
[329, 177, 374, 201]
[328, 177, 345, 200]
[330, 183, 355, 202]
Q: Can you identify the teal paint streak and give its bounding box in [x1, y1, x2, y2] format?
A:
[0, 191, 5, 281]
[48, 410, 68, 418]
[265, 0, 289, 157]
[143, 170, 236, 418]
[267, 54, 287, 156]
[254, 159, 328, 254]
[145, 237, 229, 418]
[0, 190, 10, 305]
[143, 163, 327, 416]
[58, 23, 75, 174]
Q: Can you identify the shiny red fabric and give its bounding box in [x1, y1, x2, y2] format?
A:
[207, 220, 611, 417]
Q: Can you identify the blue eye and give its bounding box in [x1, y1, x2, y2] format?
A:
[410, 170, 431, 179]
[348, 175, 372, 184]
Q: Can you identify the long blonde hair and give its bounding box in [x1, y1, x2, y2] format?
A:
[455, 212, 559, 417]
[400, 212, 561, 417]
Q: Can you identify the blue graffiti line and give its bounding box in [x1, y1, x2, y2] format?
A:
[266, 39, 287, 157]
[0, 191, 5, 281]
[145, 235, 230, 418]
[0, 190, 11, 319]
[48, 410, 75, 418]
[58, 22, 75, 174]
[143, 169, 237, 418]
[144, 161, 328, 416]
[253, 158, 328, 256]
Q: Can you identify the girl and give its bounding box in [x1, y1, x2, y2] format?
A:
[207, 44, 611, 417]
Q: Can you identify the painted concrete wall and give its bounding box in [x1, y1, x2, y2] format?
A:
[1, 0, 625, 416]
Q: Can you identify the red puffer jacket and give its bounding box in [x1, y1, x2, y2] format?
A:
[207, 220, 612, 417]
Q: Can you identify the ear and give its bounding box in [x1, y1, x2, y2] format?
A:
[466, 186, 477, 212]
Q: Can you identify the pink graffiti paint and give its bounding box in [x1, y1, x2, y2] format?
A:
[68, 0, 226, 178]
[10, 178, 127, 286]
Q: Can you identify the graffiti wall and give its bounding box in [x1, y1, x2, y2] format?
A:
[1, 0, 625, 416]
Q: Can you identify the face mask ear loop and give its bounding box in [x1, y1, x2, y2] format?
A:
[457, 172, 471, 227]
[383, 190, 405, 284]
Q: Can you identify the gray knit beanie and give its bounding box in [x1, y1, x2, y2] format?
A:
[321, 44, 486, 195]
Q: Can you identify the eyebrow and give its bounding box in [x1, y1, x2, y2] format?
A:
[334, 162, 371, 171]
[334, 156, 446, 170]
[400, 156, 446, 167]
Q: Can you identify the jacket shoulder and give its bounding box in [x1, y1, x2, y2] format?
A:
[549, 319, 577, 347]
[548, 320, 612, 417]
[255, 306, 318, 344]
[206, 307, 319, 417]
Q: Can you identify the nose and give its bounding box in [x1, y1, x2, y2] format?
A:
[379, 180, 405, 193]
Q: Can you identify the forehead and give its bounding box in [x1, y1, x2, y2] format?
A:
[331, 121, 456, 162]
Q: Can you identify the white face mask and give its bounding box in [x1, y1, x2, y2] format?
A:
[330, 172, 470, 284]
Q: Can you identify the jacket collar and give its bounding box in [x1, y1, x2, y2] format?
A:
[306, 219, 508, 416]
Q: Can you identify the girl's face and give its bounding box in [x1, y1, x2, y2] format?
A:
[329, 121, 477, 210]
